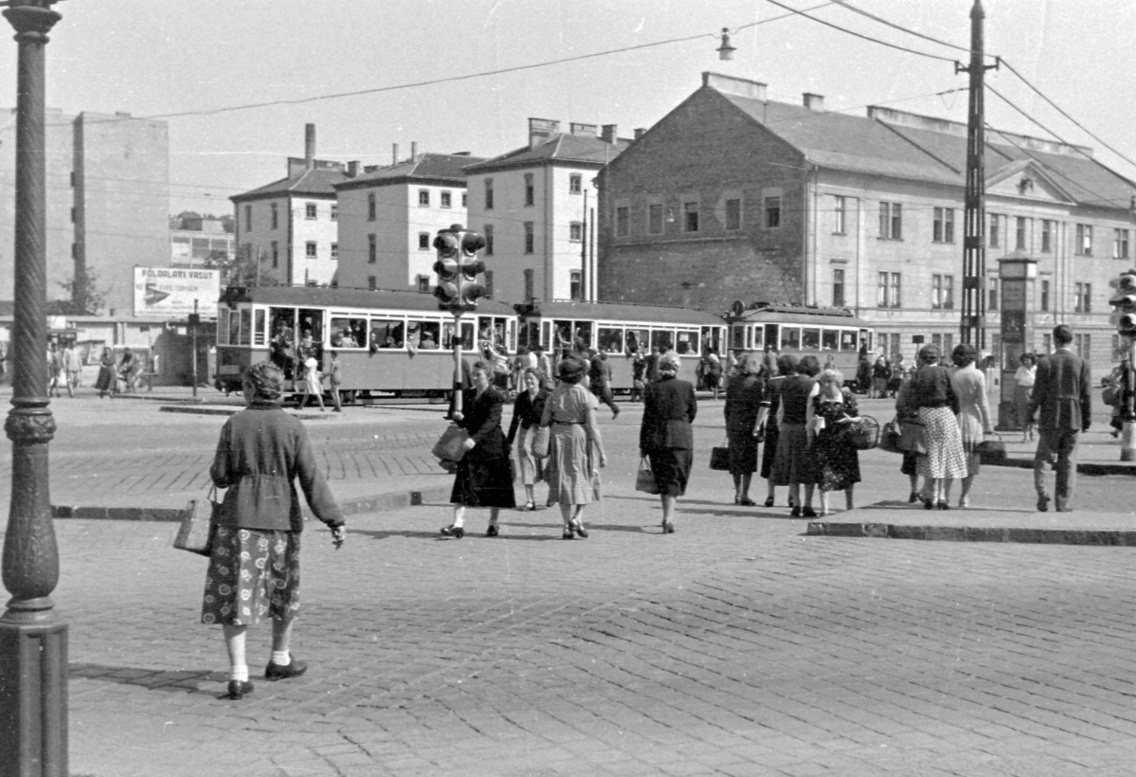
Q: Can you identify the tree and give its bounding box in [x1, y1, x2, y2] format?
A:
[205, 245, 277, 289]
[56, 267, 108, 315]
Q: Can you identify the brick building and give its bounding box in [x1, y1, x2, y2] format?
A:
[598, 72, 1136, 366]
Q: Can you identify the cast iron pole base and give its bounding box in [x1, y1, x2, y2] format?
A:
[0, 611, 67, 777]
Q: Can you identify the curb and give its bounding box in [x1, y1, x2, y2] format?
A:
[159, 405, 337, 420]
[993, 457, 1136, 477]
[51, 485, 452, 523]
[806, 520, 1136, 545]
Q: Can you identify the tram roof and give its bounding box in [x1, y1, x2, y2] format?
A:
[516, 299, 725, 326]
[733, 305, 871, 328]
[222, 286, 517, 316]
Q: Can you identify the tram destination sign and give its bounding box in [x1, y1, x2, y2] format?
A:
[133, 266, 220, 318]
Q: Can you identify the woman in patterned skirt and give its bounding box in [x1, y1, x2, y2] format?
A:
[806, 368, 861, 515]
[539, 356, 606, 538]
[908, 344, 967, 510]
[946, 343, 993, 507]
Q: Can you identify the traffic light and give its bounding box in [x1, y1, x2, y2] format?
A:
[432, 226, 487, 313]
[1109, 270, 1136, 337]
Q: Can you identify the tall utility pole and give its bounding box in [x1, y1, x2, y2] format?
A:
[0, 2, 68, 776]
[957, 0, 999, 349]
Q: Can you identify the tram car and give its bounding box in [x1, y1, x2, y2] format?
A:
[726, 302, 873, 384]
[514, 299, 728, 392]
[214, 286, 518, 399]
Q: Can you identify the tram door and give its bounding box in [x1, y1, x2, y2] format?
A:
[764, 324, 780, 351]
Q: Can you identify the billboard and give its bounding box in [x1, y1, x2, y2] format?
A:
[133, 267, 220, 318]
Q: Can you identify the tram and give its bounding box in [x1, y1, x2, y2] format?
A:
[514, 299, 727, 391]
[213, 286, 518, 397]
[727, 303, 873, 381]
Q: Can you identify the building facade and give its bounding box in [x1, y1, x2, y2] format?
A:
[170, 213, 234, 269]
[464, 119, 630, 304]
[333, 151, 480, 292]
[598, 72, 1136, 367]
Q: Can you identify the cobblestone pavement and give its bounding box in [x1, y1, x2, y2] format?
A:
[3, 390, 1136, 775]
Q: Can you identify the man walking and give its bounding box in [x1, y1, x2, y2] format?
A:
[587, 349, 620, 419]
[1029, 324, 1092, 512]
[62, 341, 83, 397]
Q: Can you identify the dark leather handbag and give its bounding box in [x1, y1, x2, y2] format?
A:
[899, 419, 926, 455]
[709, 440, 730, 471]
[635, 457, 659, 494]
[977, 433, 1006, 465]
[878, 417, 905, 455]
[432, 423, 470, 464]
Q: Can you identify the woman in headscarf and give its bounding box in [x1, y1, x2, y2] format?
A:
[639, 352, 698, 533]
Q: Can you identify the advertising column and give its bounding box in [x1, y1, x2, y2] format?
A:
[995, 253, 1037, 431]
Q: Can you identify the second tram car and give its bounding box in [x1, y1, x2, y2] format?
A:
[727, 304, 872, 383]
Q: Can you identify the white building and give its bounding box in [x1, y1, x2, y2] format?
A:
[464, 119, 630, 304]
[333, 151, 482, 292]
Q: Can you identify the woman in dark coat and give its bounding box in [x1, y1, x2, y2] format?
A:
[442, 361, 516, 538]
[771, 354, 821, 517]
[203, 361, 345, 701]
[761, 353, 798, 508]
[506, 367, 549, 511]
[723, 352, 768, 506]
[95, 347, 116, 398]
[639, 352, 698, 534]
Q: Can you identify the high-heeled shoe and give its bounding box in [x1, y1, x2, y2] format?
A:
[801, 507, 818, 519]
[440, 525, 465, 538]
[790, 506, 801, 517]
[571, 521, 588, 539]
[937, 501, 950, 510]
[562, 528, 575, 540]
[226, 680, 254, 700]
[764, 496, 775, 508]
[662, 521, 675, 534]
[923, 498, 934, 510]
[738, 497, 757, 507]
[486, 524, 499, 537]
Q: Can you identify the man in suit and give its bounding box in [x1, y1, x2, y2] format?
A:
[1029, 325, 1092, 512]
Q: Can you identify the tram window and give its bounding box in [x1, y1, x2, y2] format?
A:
[730, 326, 745, 351]
[752, 327, 763, 350]
[781, 327, 801, 350]
[650, 329, 674, 352]
[626, 328, 649, 355]
[238, 309, 252, 346]
[269, 308, 296, 351]
[675, 329, 699, 355]
[329, 317, 366, 349]
[297, 309, 322, 350]
[443, 321, 475, 351]
[802, 328, 821, 350]
[410, 320, 440, 350]
[518, 321, 539, 350]
[572, 322, 593, 351]
[700, 326, 720, 354]
[478, 316, 509, 350]
[371, 318, 404, 349]
[821, 328, 839, 351]
[253, 310, 266, 346]
[840, 330, 858, 351]
[598, 327, 624, 354]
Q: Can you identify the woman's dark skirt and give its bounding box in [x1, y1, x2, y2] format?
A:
[451, 455, 517, 508]
[727, 429, 759, 475]
[647, 448, 693, 497]
[760, 422, 780, 479]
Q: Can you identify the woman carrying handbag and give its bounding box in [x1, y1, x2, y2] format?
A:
[722, 352, 768, 506]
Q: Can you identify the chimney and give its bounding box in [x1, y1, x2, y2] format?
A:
[803, 93, 825, 112]
[411, 141, 418, 162]
[702, 72, 767, 102]
[528, 117, 560, 149]
[634, 128, 646, 140]
[601, 124, 617, 144]
[392, 143, 399, 165]
[347, 161, 359, 178]
[304, 123, 316, 168]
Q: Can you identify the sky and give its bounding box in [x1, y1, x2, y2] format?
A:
[2, 0, 1133, 217]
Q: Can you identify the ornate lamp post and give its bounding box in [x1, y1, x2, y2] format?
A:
[0, 2, 67, 776]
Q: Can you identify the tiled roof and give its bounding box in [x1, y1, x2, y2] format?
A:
[465, 133, 630, 173]
[335, 153, 485, 190]
[232, 167, 346, 201]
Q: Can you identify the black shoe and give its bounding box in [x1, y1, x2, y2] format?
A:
[908, 491, 919, 503]
[225, 680, 254, 700]
[801, 507, 818, 518]
[790, 506, 801, 517]
[937, 501, 950, 510]
[764, 496, 775, 508]
[1036, 493, 1050, 512]
[662, 522, 675, 534]
[738, 497, 757, 507]
[441, 525, 465, 538]
[486, 524, 499, 537]
[265, 657, 308, 681]
[923, 498, 935, 510]
[562, 530, 575, 540]
[572, 522, 588, 539]
[612, 406, 621, 419]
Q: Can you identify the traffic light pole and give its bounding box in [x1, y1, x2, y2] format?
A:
[451, 312, 463, 417]
[1122, 338, 1136, 462]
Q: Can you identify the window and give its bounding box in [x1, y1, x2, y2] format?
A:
[418, 232, 430, 250]
[1074, 333, 1091, 360]
[485, 178, 494, 210]
[616, 206, 630, 237]
[244, 205, 252, 232]
[648, 203, 664, 234]
[409, 319, 441, 350]
[418, 189, 429, 207]
[440, 191, 452, 208]
[1043, 333, 1052, 354]
[569, 221, 583, 242]
[988, 277, 998, 310]
[989, 213, 1000, 248]
[484, 270, 494, 299]
[1015, 216, 1027, 250]
[523, 269, 534, 300]
[683, 201, 699, 233]
[1041, 219, 1053, 253]
[305, 203, 317, 220]
[932, 274, 954, 309]
[368, 234, 376, 264]
[569, 270, 582, 301]
[764, 196, 781, 229]
[879, 202, 902, 240]
[271, 241, 279, 268]
[331, 204, 338, 221]
[484, 225, 494, 256]
[415, 276, 430, 293]
[1040, 279, 1050, 312]
[931, 332, 954, 353]
[833, 195, 846, 234]
[331, 243, 338, 259]
[524, 222, 534, 254]
[1115, 229, 1130, 259]
[305, 241, 317, 258]
[368, 193, 376, 221]
[569, 174, 582, 194]
[1074, 282, 1092, 313]
[524, 174, 534, 207]
[368, 276, 377, 291]
[877, 272, 901, 308]
[1076, 223, 1093, 255]
[725, 198, 741, 231]
[271, 203, 279, 230]
[329, 317, 368, 349]
[832, 268, 846, 308]
[932, 207, 955, 243]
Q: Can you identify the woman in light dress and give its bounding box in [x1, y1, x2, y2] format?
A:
[946, 343, 993, 508]
[1013, 353, 1037, 442]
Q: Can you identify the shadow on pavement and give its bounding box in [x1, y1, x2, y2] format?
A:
[71, 663, 222, 696]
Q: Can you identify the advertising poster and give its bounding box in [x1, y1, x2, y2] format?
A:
[133, 267, 220, 318]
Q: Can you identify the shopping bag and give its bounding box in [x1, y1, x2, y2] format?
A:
[977, 432, 1007, 465]
[530, 425, 550, 459]
[432, 423, 470, 463]
[845, 415, 880, 451]
[709, 442, 730, 471]
[878, 417, 905, 455]
[174, 486, 220, 557]
[899, 419, 926, 455]
[634, 457, 659, 495]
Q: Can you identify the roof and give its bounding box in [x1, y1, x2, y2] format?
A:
[715, 89, 1136, 210]
[225, 285, 517, 317]
[516, 299, 724, 327]
[464, 133, 630, 174]
[733, 304, 871, 329]
[334, 153, 486, 192]
[231, 166, 347, 202]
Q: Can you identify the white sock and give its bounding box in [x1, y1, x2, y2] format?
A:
[229, 665, 249, 683]
[271, 651, 291, 667]
[452, 508, 465, 528]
